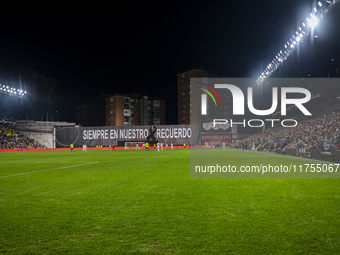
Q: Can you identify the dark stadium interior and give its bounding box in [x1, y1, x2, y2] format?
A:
[0, 1, 339, 123]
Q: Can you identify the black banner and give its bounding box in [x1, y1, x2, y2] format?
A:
[55, 125, 199, 148]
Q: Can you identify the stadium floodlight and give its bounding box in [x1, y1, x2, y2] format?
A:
[256, 0, 339, 85]
[0, 83, 27, 97]
[308, 14, 319, 28]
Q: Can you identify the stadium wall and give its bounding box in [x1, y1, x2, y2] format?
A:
[19, 131, 53, 148]
[0, 145, 189, 152]
[15, 120, 76, 148]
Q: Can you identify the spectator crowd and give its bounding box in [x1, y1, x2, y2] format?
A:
[0, 115, 42, 150]
[233, 103, 340, 155]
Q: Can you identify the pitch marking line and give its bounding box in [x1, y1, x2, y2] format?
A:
[0, 162, 100, 179]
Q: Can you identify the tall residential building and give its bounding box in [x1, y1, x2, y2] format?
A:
[177, 69, 217, 124]
[105, 93, 165, 126]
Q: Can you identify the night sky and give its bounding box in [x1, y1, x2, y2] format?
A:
[0, 1, 339, 123]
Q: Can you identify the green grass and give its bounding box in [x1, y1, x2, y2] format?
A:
[0, 149, 339, 254]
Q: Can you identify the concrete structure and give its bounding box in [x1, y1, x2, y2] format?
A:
[15, 120, 76, 148]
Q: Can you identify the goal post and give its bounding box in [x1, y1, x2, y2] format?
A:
[124, 141, 145, 150]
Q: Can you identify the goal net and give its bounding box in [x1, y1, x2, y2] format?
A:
[124, 141, 145, 150]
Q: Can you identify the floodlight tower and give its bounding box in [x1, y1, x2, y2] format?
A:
[0, 83, 28, 120]
[256, 0, 339, 85]
[0, 84, 27, 97]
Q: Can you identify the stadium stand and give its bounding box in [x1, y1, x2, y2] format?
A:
[0, 114, 43, 150]
[233, 99, 340, 162]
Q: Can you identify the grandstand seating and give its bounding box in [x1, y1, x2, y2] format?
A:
[234, 100, 340, 162]
[0, 115, 43, 150]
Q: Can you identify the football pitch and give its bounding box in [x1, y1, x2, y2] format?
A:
[0, 149, 339, 254]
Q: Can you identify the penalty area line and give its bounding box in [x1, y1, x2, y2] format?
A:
[0, 162, 100, 179]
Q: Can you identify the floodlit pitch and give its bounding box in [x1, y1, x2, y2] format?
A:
[0, 148, 339, 254]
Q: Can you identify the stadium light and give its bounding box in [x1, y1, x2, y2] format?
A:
[256, 0, 339, 85]
[0, 83, 27, 97]
[307, 14, 319, 28]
